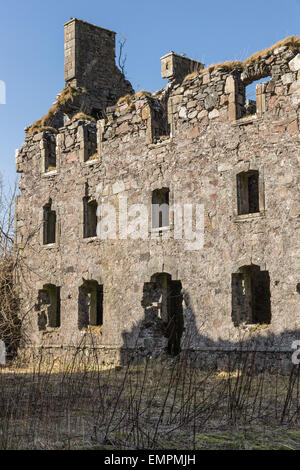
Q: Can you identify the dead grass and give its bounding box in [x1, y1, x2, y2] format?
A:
[27, 85, 87, 136]
[116, 91, 152, 113]
[245, 35, 300, 65]
[116, 93, 135, 112]
[27, 126, 58, 136]
[183, 35, 300, 82]
[72, 112, 96, 122]
[183, 71, 198, 82]
[216, 370, 240, 379]
[117, 94, 133, 106]
[206, 60, 244, 73]
[1, 348, 300, 450]
[244, 324, 270, 332]
[117, 91, 152, 106]
[183, 61, 244, 81]
[134, 90, 152, 99]
[82, 325, 102, 332]
[86, 153, 98, 162]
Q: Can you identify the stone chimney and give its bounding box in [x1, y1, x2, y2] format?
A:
[161, 51, 204, 83]
[64, 18, 134, 113]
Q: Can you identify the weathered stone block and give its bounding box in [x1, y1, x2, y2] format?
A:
[179, 107, 187, 118]
[282, 73, 294, 85]
[205, 93, 218, 111]
[289, 80, 300, 94]
[209, 109, 220, 119]
[225, 75, 235, 94]
[289, 54, 300, 72]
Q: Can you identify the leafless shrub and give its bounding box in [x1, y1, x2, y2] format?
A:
[0, 335, 300, 450]
[0, 179, 21, 357]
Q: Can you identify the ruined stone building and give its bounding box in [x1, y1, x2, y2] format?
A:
[15, 19, 300, 363]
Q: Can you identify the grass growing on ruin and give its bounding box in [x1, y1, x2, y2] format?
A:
[72, 112, 96, 122]
[183, 71, 199, 82]
[245, 35, 300, 65]
[117, 94, 133, 106]
[134, 90, 152, 99]
[1, 347, 300, 450]
[26, 85, 87, 136]
[116, 90, 152, 113]
[85, 153, 99, 162]
[183, 35, 300, 82]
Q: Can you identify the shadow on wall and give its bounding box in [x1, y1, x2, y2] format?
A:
[121, 273, 184, 363]
[120, 274, 300, 366]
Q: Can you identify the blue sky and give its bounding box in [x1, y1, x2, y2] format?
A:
[1, 0, 300, 190]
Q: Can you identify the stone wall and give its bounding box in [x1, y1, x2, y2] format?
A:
[15, 22, 300, 363]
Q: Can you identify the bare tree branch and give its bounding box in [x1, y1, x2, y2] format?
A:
[118, 35, 127, 77]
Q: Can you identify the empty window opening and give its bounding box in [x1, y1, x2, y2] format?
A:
[237, 170, 259, 215]
[297, 283, 300, 295]
[78, 280, 103, 329]
[84, 125, 97, 162]
[152, 188, 170, 229]
[90, 108, 103, 120]
[83, 198, 97, 238]
[43, 201, 56, 244]
[37, 284, 60, 330]
[243, 76, 271, 117]
[44, 133, 57, 172]
[151, 106, 170, 143]
[232, 265, 271, 327]
[142, 273, 183, 356]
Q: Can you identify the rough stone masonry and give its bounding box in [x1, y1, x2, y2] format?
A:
[15, 18, 300, 365]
